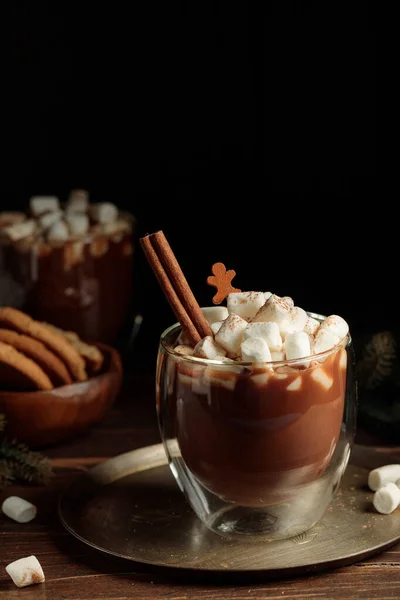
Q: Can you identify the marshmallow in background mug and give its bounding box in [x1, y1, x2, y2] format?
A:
[373, 482, 400, 514]
[1, 496, 37, 523]
[243, 321, 283, 352]
[47, 220, 69, 242]
[38, 209, 63, 231]
[304, 317, 320, 336]
[193, 336, 227, 359]
[215, 313, 248, 357]
[30, 196, 60, 217]
[2, 220, 36, 242]
[67, 189, 89, 212]
[201, 306, 229, 325]
[90, 202, 118, 224]
[65, 212, 90, 236]
[285, 331, 311, 360]
[6, 555, 45, 588]
[241, 337, 272, 363]
[368, 464, 400, 491]
[252, 294, 292, 326]
[313, 330, 340, 355]
[227, 292, 266, 321]
[319, 315, 349, 340]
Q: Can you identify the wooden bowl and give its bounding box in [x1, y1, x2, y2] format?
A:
[0, 343, 123, 448]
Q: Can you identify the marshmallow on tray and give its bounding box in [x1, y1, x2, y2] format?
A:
[252, 294, 292, 326]
[373, 482, 400, 515]
[5, 555, 45, 588]
[368, 464, 400, 491]
[285, 331, 311, 361]
[201, 306, 229, 325]
[243, 321, 283, 352]
[241, 337, 272, 363]
[1, 496, 37, 523]
[227, 292, 266, 321]
[193, 336, 227, 359]
[215, 313, 248, 357]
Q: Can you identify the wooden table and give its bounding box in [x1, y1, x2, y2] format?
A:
[1, 370, 399, 599]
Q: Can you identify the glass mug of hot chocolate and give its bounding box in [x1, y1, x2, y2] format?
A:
[142, 232, 357, 540]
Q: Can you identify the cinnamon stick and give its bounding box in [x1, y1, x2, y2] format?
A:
[140, 234, 202, 346]
[150, 230, 213, 339]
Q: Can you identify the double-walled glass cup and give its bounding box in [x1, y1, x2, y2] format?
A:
[156, 313, 357, 541]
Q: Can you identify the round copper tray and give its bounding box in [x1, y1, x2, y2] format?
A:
[58, 443, 400, 574]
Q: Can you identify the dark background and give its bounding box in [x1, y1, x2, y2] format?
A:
[3, 1, 378, 364]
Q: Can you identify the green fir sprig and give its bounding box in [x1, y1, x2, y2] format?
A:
[0, 414, 53, 490]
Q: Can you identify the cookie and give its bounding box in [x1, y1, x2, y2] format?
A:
[44, 323, 104, 375]
[0, 340, 53, 391]
[0, 307, 87, 382]
[0, 329, 73, 386]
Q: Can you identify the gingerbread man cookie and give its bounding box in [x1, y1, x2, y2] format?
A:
[207, 262, 241, 304]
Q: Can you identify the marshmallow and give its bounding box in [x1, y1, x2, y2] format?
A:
[285, 331, 311, 361]
[368, 464, 400, 491]
[5, 555, 45, 588]
[38, 209, 63, 230]
[1, 496, 37, 523]
[201, 306, 229, 325]
[30, 195, 59, 216]
[227, 291, 266, 321]
[250, 371, 270, 387]
[280, 306, 308, 339]
[210, 321, 223, 335]
[241, 337, 272, 363]
[243, 321, 283, 351]
[313, 330, 340, 355]
[319, 315, 349, 340]
[281, 296, 294, 308]
[2, 220, 36, 241]
[0, 212, 25, 227]
[193, 336, 227, 359]
[215, 313, 248, 357]
[264, 291, 272, 302]
[65, 212, 90, 236]
[67, 189, 89, 212]
[47, 220, 69, 242]
[252, 294, 292, 326]
[204, 365, 239, 390]
[174, 344, 194, 356]
[373, 482, 400, 514]
[90, 202, 118, 224]
[310, 367, 333, 390]
[304, 317, 320, 336]
[287, 376, 302, 391]
[270, 351, 286, 362]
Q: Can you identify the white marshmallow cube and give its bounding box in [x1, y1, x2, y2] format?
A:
[227, 292, 266, 321]
[91, 202, 118, 224]
[264, 291, 272, 302]
[5, 555, 45, 588]
[252, 294, 292, 326]
[304, 317, 320, 336]
[280, 306, 308, 339]
[319, 315, 349, 340]
[285, 331, 311, 361]
[215, 313, 248, 357]
[373, 482, 400, 514]
[270, 351, 286, 362]
[281, 296, 294, 308]
[38, 209, 63, 230]
[210, 321, 223, 335]
[30, 195, 60, 216]
[368, 464, 400, 491]
[65, 212, 90, 236]
[1, 496, 37, 523]
[243, 321, 283, 351]
[201, 306, 229, 325]
[241, 337, 272, 363]
[313, 330, 341, 355]
[2, 220, 36, 241]
[174, 344, 194, 356]
[67, 189, 89, 212]
[47, 220, 69, 242]
[310, 367, 333, 390]
[193, 336, 227, 359]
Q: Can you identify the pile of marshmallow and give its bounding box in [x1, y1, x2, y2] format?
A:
[368, 464, 400, 515]
[0, 191, 130, 244]
[177, 292, 349, 364]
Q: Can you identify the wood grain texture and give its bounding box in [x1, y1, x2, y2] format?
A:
[0, 371, 399, 599]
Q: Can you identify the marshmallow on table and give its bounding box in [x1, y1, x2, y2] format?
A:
[227, 292, 266, 321]
[215, 313, 248, 357]
[319, 315, 349, 340]
[65, 212, 90, 236]
[373, 482, 400, 514]
[2, 220, 36, 241]
[1, 496, 37, 523]
[368, 464, 400, 491]
[304, 316, 320, 336]
[193, 336, 227, 359]
[90, 202, 118, 224]
[5, 555, 45, 588]
[252, 294, 292, 326]
[201, 306, 229, 325]
[243, 321, 283, 351]
[280, 307, 308, 339]
[313, 330, 341, 355]
[241, 337, 272, 363]
[210, 321, 223, 335]
[47, 220, 69, 242]
[285, 331, 311, 361]
[30, 195, 59, 216]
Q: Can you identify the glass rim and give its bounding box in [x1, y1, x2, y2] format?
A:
[159, 311, 351, 368]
